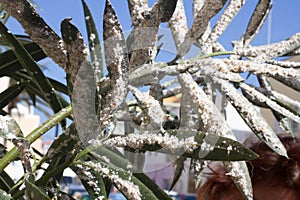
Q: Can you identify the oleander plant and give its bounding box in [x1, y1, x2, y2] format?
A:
[0, 0, 299, 199]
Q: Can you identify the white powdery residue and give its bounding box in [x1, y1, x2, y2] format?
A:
[215, 78, 287, 157]
[240, 83, 300, 123]
[178, 72, 235, 139]
[101, 156, 110, 163]
[236, 32, 300, 61]
[225, 161, 253, 199]
[89, 33, 96, 41]
[104, 132, 199, 153]
[168, 0, 188, 50]
[127, 164, 133, 170]
[200, 141, 212, 152]
[183, 136, 198, 152]
[96, 196, 105, 200]
[110, 175, 142, 200]
[208, 0, 246, 43]
[224, 59, 300, 79]
[0, 115, 10, 134]
[227, 145, 233, 155]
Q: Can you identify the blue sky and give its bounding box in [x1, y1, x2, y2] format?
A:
[5, 0, 300, 140]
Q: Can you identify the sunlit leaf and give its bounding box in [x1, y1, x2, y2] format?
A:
[81, 0, 103, 81]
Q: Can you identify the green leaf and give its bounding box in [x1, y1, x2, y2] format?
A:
[25, 174, 51, 200]
[39, 124, 78, 186]
[0, 171, 14, 192]
[81, 0, 103, 81]
[0, 82, 27, 110]
[0, 22, 64, 118]
[169, 156, 186, 191]
[0, 42, 46, 77]
[9, 72, 69, 108]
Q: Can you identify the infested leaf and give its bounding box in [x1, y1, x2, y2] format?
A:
[215, 78, 288, 157]
[243, 0, 272, 46]
[128, 85, 165, 129]
[79, 161, 159, 200]
[207, 0, 247, 44]
[81, 0, 103, 81]
[72, 165, 108, 200]
[0, 115, 23, 139]
[168, 0, 188, 51]
[104, 130, 258, 161]
[240, 83, 300, 123]
[127, 0, 149, 26]
[103, 0, 129, 115]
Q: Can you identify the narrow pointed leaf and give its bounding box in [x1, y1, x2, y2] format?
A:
[89, 147, 172, 200]
[81, 0, 103, 81]
[25, 174, 51, 200]
[224, 161, 253, 200]
[243, 0, 272, 46]
[61, 18, 88, 91]
[0, 22, 64, 116]
[102, 0, 129, 132]
[0, 82, 27, 110]
[168, 0, 188, 51]
[0, 0, 68, 69]
[72, 166, 108, 200]
[236, 32, 300, 61]
[104, 131, 258, 161]
[169, 156, 186, 191]
[240, 83, 300, 123]
[215, 78, 288, 157]
[0, 171, 14, 192]
[79, 161, 159, 200]
[207, 0, 247, 44]
[0, 42, 46, 77]
[192, 160, 208, 189]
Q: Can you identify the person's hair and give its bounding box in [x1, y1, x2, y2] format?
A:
[197, 134, 300, 200]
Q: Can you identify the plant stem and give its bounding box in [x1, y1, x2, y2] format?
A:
[0, 105, 72, 172]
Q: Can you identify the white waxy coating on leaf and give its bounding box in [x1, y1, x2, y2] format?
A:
[215, 78, 288, 157]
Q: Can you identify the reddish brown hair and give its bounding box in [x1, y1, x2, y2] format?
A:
[197, 134, 300, 200]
